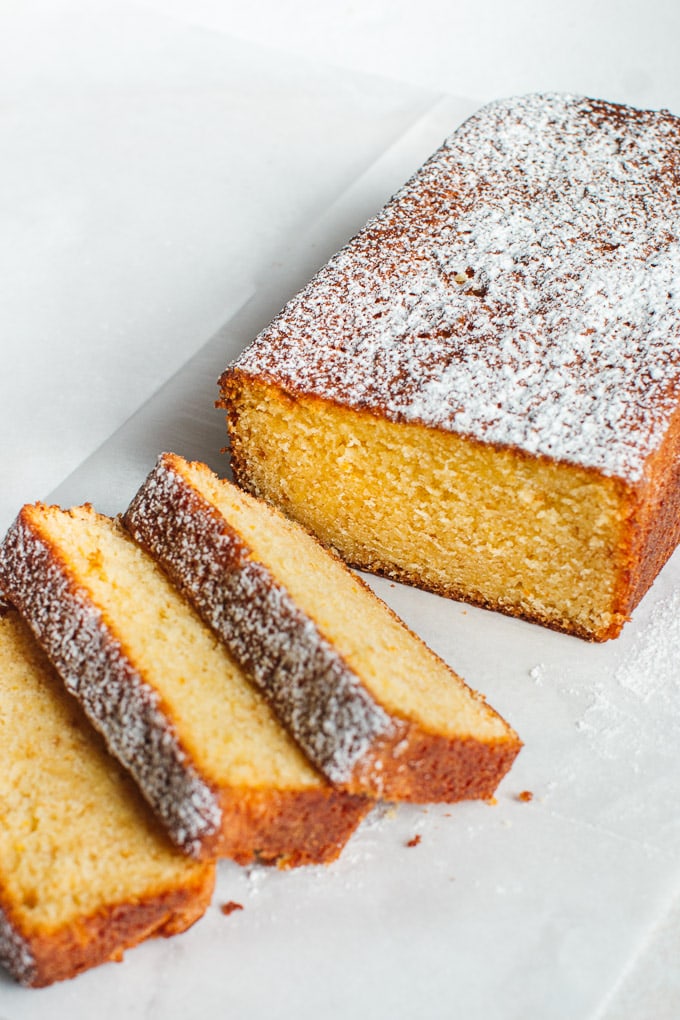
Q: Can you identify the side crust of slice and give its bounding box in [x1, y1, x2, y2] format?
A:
[0, 870, 213, 988]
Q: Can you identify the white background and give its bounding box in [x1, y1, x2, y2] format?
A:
[2, 1, 680, 1016]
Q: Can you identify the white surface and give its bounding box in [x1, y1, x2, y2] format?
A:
[0, 0, 433, 532]
[2, 1, 680, 1016]
[142, 0, 680, 112]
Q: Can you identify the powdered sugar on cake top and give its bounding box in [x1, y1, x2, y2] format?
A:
[236, 94, 680, 483]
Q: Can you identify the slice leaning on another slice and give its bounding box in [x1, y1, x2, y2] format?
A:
[0, 505, 368, 866]
[123, 453, 521, 801]
[0, 606, 214, 988]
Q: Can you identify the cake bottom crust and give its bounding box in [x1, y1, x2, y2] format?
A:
[3, 867, 214, 988]
[351, 721, 521, 802]
[338, 551, 626, 643]
[205, 786, 370, 867]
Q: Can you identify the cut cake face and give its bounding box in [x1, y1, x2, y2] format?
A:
[0, 608, 214, 987]
[0, 505, 368, 866]
[219, 93, 680, 640]
[123, 453, 521, 802]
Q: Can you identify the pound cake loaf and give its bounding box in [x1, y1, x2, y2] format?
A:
[0, 606, 214, 987]
[219, 93, 680, 641]
[0, 505, 368, 866]
[123, 453, 520, 801]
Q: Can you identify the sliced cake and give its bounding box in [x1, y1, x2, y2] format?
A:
[123, 453, 521, 801]
[0, 505, 368, 865]
[0, 606, 214, 987]
[218, 93, 680, 641]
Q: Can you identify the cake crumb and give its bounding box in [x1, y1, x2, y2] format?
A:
[406, 834, 422, 848]
[517, 790, 533, 803]
[220, 901, 244, 916]
[485, 796, 498, 806]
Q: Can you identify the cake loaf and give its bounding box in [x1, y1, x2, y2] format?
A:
[0, 504, 368, 866]
[0, 606, 214, 987]
[123, 453, 520, 801]
[219, 93, 680, 641]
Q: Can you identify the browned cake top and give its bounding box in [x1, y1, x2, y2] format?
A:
[232, 94, 680, 483]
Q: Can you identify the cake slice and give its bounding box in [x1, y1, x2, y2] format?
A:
[0, 606, 214, 987]
[0, 505, 368, 865]
[218, 93, 680, 641]
[123, 453, 520, 800]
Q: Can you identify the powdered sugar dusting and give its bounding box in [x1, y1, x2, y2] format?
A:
[0, 511, 221, 857]
[576, 589, 680, 760]
[0, 906, 35, 986]
[124, 456, 394, 785]
[614, 589, 680, 705]
[234, 94, 680, 482]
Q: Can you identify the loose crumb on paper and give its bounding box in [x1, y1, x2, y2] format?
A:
[220, 901, 244, 916]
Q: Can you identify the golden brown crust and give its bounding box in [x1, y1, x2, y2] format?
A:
[10, 867, 214, 988]
[352, 723, 522, 802]
[206, 787, 368, 867]
[616, 401, 680, 621]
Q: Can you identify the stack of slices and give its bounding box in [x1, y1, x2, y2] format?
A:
[0, 452, 520, 987]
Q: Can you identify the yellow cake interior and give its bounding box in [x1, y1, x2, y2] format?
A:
[178, 456, 512, 741]
[28, 506, 323, 792]
[226, 377, 633, 641]
[0, 611, 205, 934]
